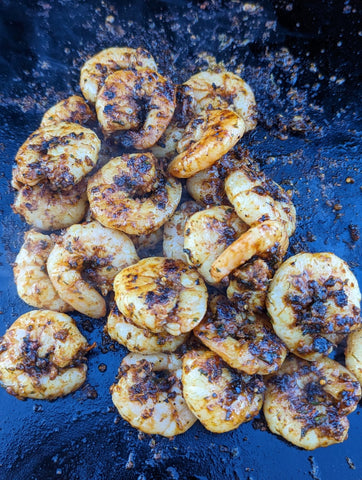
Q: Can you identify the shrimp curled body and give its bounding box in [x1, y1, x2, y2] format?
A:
[40, 95, 95, 127]
[345, 329, 362, 385]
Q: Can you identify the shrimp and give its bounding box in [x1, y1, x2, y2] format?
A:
[80, 47, 157, 103]
[40, 95, 95, 127]
[106, 305, 188, 354]
[12, 179, 88, 231]
[225, 165, 297, 236]
[345, 329, 362, 385]
[0, 310, 90, 400]
[263, 356, 361, 450]
[266, 252, 362, 361]
[114, 257, 208, 336]
[130, 227, 164, 259]
[13, 230, 72, 312]
[182, 349, 264, 433]
[110, 352, 197, 437]
[47, 221, 139, 318]
[13, 122, 101, 190]
[210, 219, 289, 283]
[168, 109, 245, 178]
[163, 201, 202, 264]
[183, 70, 257, 132]
[95, 68, 176, 149]
[87, 153, 182, 235]
[194, 295, 287, 375]
[183, 206, 248, 285]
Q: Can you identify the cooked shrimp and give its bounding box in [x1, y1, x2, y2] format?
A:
[111, 352, 197, 437]
[40, 95, 95, 127]
[0, 310, 90, 400]
[12, 180, 88, 231]
[210, 220, 289, 283]
[107, 305, 188, 353]
[194, 295, 287, 375]
[130, 227, 163, 258]
[87, 153, 181, 235]
[80, 47, 157, 103]
[182, 349, 264, 433]
[183, 206, 248, 285]
[225, 165, 296, 236]
[13, 122, 100, 190]
[267, 252, 362, 361]
[168, 110, 245, 178]
[345, 329, 362, 385]
[96, 68, 176, 149]
[47, 221, 139, 318]
[163, 201, 202, 263]
[264, 356, 361, 450]
[114, 257, 208, 336]
[183, 70, 257, 132]
[14, 230, 72, 312]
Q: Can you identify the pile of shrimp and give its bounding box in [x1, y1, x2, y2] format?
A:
[5, 47, 361, 448]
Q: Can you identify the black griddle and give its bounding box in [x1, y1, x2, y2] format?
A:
[0, 1, 361, 479]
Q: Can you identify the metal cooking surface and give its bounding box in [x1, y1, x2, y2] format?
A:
[0, 1, 361, 479]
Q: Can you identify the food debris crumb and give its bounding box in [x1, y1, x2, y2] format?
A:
[348, 224, 360, 242]
[346, 457, 356, 470]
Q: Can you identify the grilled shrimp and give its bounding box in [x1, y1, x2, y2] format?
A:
[194, 295, 287, 375]
[114, 257, 208, 336]
[14, 230, 72, 312]
[87, 153, 181, 235]
[183, 206, 248, 285]
[130, 227, 163, 258]
[163, 201, 202, 263]
[267, 252, 362, 361]
[96, 68, 176, 149]
[40, 95, 95, 127]
[107, 305, 188, 353]
[13, 122, 100, 190]
[182, 349, 264, 433]
[345, 329, 362, 385]
[47, 221, 139, 318]
[168, 110, 245, 178]
[264, 356, 361, 450]
[111, 353, 197, 437]
[225, 165, 296, 236]
[0, 310, 90, 400]
[183, 70, 257, 132]
[12, 180, 88, 231]
[80, 47, 157, 103]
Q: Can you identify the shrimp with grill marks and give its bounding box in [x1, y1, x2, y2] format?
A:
[111, 353, 197, 437]
[47, 221, 139, 319]
[40, 95, 95, 127]
[182, 349, 264, 433]
[267, 252, 362, 361]
[0, 310, 90, 400]
[345, 329, 362, 385]
[264, 356, 361, 450]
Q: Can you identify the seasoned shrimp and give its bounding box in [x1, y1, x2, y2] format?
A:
[87, 153, 181, 235]
[194, 295, 287, 375]
[345, 329, 362, 385]
[163, 201, 202, 263]
[168, 110, 245, 178]
[40, 95, 95, 127]
[183, 70, 257, 132]
[107, 305, 188, 353]
[183, 206, 248, 285]
[182, 349, 264, 433]
[264, 356, 361, 450]
[130, 227, 163, 258]
[0, 310, 90, 400]
[210, 219, 289, 283]
[80, 47, 157, 103]
[267, 252, 362, 361]
[114, 257, 208, 336]
[14, 230, 72, 312]
[96, 68, 176, 149]
[47, 221, 139, 318]
[13, 122, 100, 190]
[111, 352, 197, 437]
[12, 180, 88, 231]
[225, 165, 296, 236]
